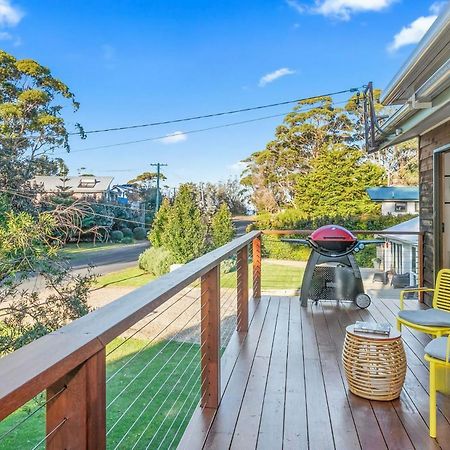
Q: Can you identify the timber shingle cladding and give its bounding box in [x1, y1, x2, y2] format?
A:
[419, 121, 450, 304]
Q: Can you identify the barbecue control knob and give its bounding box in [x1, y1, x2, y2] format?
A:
[355, 293, 371, 309]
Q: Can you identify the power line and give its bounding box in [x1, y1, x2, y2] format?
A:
[64, 99, 351, 155]
[67, 86, 362, 136]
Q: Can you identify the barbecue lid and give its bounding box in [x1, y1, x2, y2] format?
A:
[310, 225, 357, 243]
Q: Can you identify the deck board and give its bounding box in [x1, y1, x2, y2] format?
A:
[179, 295, 449, 450]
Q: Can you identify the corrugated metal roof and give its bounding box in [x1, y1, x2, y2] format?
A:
[379, 216, 419, 245]
[32, 176, 114, 193]
[366, 186, 419, 201]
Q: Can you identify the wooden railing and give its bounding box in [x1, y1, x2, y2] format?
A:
[0, 231, 262, 449]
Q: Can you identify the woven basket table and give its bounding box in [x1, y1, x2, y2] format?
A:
[342, 324, 406, 401]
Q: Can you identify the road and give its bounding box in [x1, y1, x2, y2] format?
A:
[70, 241, 149, 276]
[233, 216, 255, 236]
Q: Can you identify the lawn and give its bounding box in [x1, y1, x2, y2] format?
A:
[96, 261, 304, 291]
[0, 338, 201, 449]
[95, 266, 156, 288]
[60, 241, 135, 258]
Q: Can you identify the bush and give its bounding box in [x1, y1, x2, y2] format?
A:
[211, 203, 234, 248]
[138, 247, 175, 276]
[133, 227, 147, 240]
[262, 235, 311, 261]
[149, 198, 171, 247]
[110, 230, 124, 242]
[221, 256, 237, 273]
[121, 227, 133, 238]
[121, 236, 134, 244]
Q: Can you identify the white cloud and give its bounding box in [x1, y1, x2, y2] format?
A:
[159, 131, 187, 144]
[285, 0, 306, 14]
[0, 0, 23, 27]
[229, 161, 247, 173]
[287, 0, 395, 20]
[0, 30, 11, 39]
[388, 14, 437, 52]
[259, 67, 295, 87]
[429, 1, 448, 15]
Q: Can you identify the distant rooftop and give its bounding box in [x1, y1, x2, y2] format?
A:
[379, 216, 419, 245]
[32, 175, 114, 193]
[366, 186, 419, 202]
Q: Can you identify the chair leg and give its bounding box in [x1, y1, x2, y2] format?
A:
[397, 319, 402, 332]
[430, 361, 437, 438]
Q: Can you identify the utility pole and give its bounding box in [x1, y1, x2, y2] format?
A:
[150, 162, 168, 212]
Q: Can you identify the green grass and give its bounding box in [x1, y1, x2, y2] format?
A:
[0, 338, 201, 449]
[60, 241, 135, 257]
[95, 261, 304, 291]
[95, 267, 156, 288]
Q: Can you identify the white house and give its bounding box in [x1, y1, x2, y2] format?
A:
[366, 186, 419, 216]
[377, 216, 419, 286]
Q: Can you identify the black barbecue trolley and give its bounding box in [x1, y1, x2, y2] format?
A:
[282, 225, 381, 309]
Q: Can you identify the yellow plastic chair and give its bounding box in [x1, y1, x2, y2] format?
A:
[424, 336, 450, 437]
[397, 269, 450, 338]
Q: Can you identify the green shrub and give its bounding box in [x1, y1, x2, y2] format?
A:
[262, 235, 311, 261]
[354, 246, 377, 268]
[138, 247, 175, 276]
[121, 227, 133, 238]
[121, 236, 134, 244]
[221, 256, 237, 274]
[110, 230, 124, 242]
[211, 203, 234, 248]
[133, 227, 147, 240]
[149, 198, 171, 247]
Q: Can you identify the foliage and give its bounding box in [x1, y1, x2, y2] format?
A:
[121, 226, 133, 238]
[241, 96, 354, 212]
[133, 226, 147, 240]
[294, 145, 386, 218]
[110, 230, 124, 242]
[0, 50, 82, 191]
[138, 247, 175, 277]
[261, 235, 311, 261]
[0, 199, 93, 354]
[148, 198, 171, 247]
[221, 256, 237, 274]
[211, 203, 235, 248]
[121, 236, 134, 244]
[163, 184, 207, 263]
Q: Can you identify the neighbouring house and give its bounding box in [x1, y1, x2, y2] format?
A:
[366, 186, 419, 216]
[376, 217, 419, 287]
[110, 184, 142, 208]
[371, 5, 450, 304]
[31, 175, 114, 202]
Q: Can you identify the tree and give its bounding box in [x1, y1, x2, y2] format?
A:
[128, 171, 166, 190]
[294, 145, 386, 218]
[241, 96, 354, 212]
[211, 203, 235, 248]
[0, 50, 82, 191]
[148, 197, 171, 247]
[163, 184, 207, 263]
[0, 196, 93, 354]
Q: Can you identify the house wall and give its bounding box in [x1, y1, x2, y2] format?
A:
[419, 121, 450, 304]
[380, 201, 418, 216]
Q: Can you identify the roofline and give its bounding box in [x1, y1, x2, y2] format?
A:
[381, 5, 450, 105]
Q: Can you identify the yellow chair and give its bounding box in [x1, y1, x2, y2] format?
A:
[424, 336, 450, 437]
[397, 269, 450, 338]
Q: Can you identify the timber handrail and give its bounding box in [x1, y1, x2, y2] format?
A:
[0, 230, 261, 423]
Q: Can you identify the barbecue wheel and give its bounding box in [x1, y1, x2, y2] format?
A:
[355, 293, 371, 309]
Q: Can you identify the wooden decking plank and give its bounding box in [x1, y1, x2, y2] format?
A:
[203, 297, 279, 449]
[230, 297, 281, 449]
[257, 297, 290, 449]
[301, 302, 335, 450]
[177, 296, 269, 450]
[283, 297, 308, 450]
[330, 302, 388, 450]
[312, 304, 361, 450]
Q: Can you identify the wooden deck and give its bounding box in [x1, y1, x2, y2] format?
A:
[179, 295, 450, 450]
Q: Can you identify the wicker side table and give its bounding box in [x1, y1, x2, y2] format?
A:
[342, 324, 406, 401]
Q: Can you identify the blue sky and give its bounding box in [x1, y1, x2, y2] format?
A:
[0, 0, 445, 187]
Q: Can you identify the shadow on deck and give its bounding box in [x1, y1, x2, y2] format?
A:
[179, 295, 449, 450]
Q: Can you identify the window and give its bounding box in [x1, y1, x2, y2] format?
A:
[394, 202, 407, 212]
[78, 178, 97, 188]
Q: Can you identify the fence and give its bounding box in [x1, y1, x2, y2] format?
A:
[0, 231, 262, 449]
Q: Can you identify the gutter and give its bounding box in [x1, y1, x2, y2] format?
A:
[381, 5, 450, 105]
